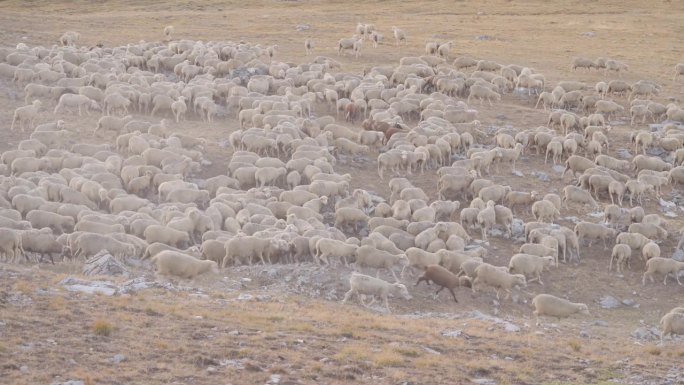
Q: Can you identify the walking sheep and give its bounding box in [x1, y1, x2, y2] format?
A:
[532, 294, 589, 326]
[342, 272, 411, 313]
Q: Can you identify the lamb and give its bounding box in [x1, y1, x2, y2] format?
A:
[531, 294, 589, 326]
[472, 263, 527, 300]
[416, 264, 471, 302]
[660, 311, 684, 343]
[642, 257, 684, 285]
[315, 238, 358, 266]
[610, 243, 632, 273]
[341, 272, 411, 313]
[508, 253, 555, 285]
[562, 185, 599, 211]
[10, 100, 41, 131]
[574, 221, 617, 249]
[354, 245, 408, 281]
[151, 250, 219, 279]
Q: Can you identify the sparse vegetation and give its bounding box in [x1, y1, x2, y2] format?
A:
[92, 319, 114, 337]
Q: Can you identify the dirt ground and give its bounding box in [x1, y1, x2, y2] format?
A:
[1, 1, 684, 384]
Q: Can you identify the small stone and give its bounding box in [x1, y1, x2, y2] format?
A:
[622, 299, 637, 307]
[82, 251, 131, 277]
[441, 330, 462, 338]
[672, 249, 684, 262]
[512, 170, 524, 177]
[659, 198, 676, 209]
[268, 374, 281, 384]
[616, 149, 632, 159]
[471, 378, 497, 385]
[665, 211, 678, 218]
[52, 381, 85, 385]
[579, 330, 590, 338]
[551, 165, 566, 174]
[532, 171, 550, 182]
[600, 295, 620, 309]
[111, 354, 126, 364]
[591, 320, 609, 327]
[423, 346, 441, 355]
[20, 365, 29, 373]
[228, 330, 239, 336]
[581, 31, 596, 37]
[237, 294, 253, 301]
[504, 323, 520, 333]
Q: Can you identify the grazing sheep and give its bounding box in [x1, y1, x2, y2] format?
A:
[416, 264, 471, 302]
[610, 243, 632, 273]
[642, 241, 660, 262]
[531, 199, 560, 223]
[152, 250, 218, 279]
[355, 245, 408, 281]
[392, 27, 407, 46]
[563, 155, 595, 179]
[11, 100, 41, 131]
[674, 63, 684, 81]
[642, 257, 684, 285]
[315, 238, 358, 266]
[574, 222, 617, 249]
[562, 185, 599, 211]
[532, 294, 589, 326]
[0, 228, 24, 262]
[144, 225, 190, 249]
[508, 253, 555, 285]
[660, 311, 684, 343]
[341, 272, 411, 313]
[477, 200, 497, 241]
[628, 222, 668, 242]
[468, 85, 501, 106]
[472, 263, 527, 301]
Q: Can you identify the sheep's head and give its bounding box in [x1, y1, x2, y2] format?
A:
[392, 283, 412, 300]
[577, 304, 590, 315]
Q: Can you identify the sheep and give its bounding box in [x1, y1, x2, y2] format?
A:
[642, 241, 660, 262]
[625, 180, 652, 206]
[595, 100, 624, 119]
[355, 245, 408, 281]
[595, 155, 630, 173]
[95, 115, 132, 134]
[642, 257, 684, 285]
[477, 200, 497, 241]
[467, 85, 501, 106]
[151, 250, 219, 279]
[508, 254, 555, 285]
[571, 57, 597, 71]
[674, 63, 684, 81]
[315, 238, 358, 266]
[616, 231, 650, 253]
[54, 94, 99, 116]
[335, 207, 369, 232]
[628, 222, 668, 242]
[607, 181, 626, 206]
[545, 141, 563, 165]
[377, 151, 408, 180]
[21, 228, 63, 264]
[0, 228, 24, 262]
[416, 264, 471, 302]
[531, 199, 560, 223]
[633, 131, 654, 155]
[472, 263, 527, 301]
[610, 243, 632, 273]
[74, 233, 135, 260]
[144, 225, 190, 249]
[660, 311, 684, 343]
[562, 185, 599, 211]
[531, 294, 589, 326]
[391, 27, 407, 46]
[341, 272, 411, 313]
[563, 155, 595, 179]
[633, 155, 671, 173]
[25, 210, 74, 234]
[171, 97, 187, 123]
[10, 100, 41, 131]
[574, 222, 617, 249]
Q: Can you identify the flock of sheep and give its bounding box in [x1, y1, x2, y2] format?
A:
[0, 24, 683, 342]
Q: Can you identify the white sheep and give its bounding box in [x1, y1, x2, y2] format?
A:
[508, 253, 555, 285]
[574, 221, 617, 249]
[392, 27, 407, 46]
[610, 243, 631, 273]
[532, 294, 589, 326]
[355, 245, 408, 281]
[642, 257, 684, 285]
[562, 185, 599, 211]
[315, 238, 358, 266]
[152, 250, 219, 279]
[342, 272, 411, 313]
[472, 263, 527, 301]
[10, 100, 41, 131]
[660, 311, 684, 343]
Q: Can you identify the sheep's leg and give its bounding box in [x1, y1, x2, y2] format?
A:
[642, 272, 648, 285]
[448, 288, 458, 302]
